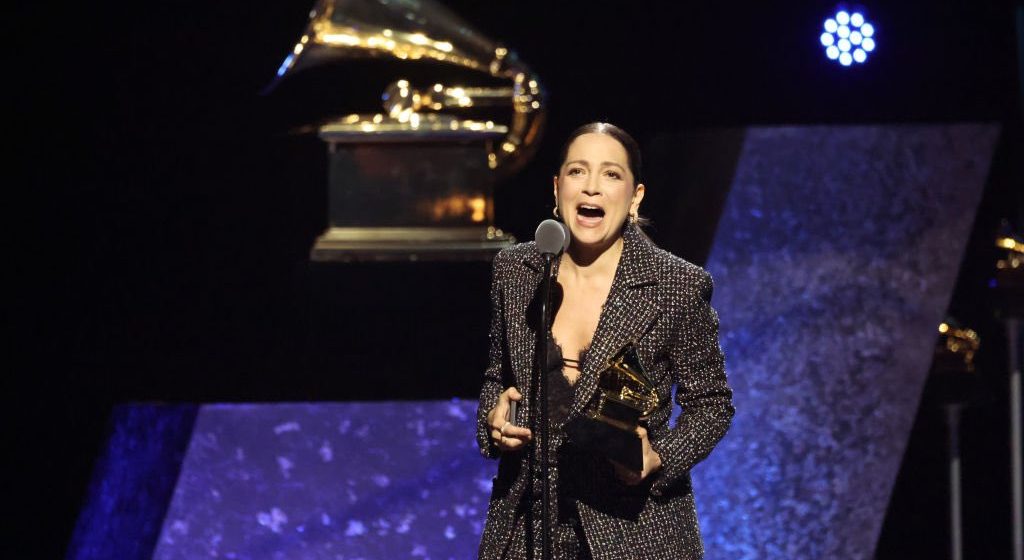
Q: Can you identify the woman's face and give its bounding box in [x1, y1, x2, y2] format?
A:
[554, 132, 645, 250]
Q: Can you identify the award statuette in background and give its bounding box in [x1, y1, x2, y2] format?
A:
[565, 343, 659, 472]
[269, 0, 545, 261]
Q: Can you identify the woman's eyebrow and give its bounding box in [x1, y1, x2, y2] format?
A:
[563, 160, 625, 170]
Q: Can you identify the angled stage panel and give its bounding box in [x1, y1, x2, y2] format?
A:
[152, 401, 491, 559]
[693, 124, 998, 559]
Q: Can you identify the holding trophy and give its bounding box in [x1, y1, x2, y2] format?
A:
[478, 123, 735, 558]
[565, 342, 659, 472]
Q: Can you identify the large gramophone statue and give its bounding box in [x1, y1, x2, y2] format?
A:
[271, 0, 545, 261]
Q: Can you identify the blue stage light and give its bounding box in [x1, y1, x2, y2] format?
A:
[821, 8, 876, 66]
[276, 53, 296, 77]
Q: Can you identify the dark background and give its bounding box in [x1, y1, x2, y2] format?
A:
[11, 0, 1023, 557]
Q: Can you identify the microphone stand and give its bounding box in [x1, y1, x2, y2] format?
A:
[533, 250, 556, 560]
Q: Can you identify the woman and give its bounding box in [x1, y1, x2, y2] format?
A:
[476, 122, 734, 559]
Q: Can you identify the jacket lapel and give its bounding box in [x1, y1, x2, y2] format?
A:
[569, 226, 662, 419]
[506, 249, 546, 393]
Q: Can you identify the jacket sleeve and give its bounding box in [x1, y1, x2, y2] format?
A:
[476, 250, 507, 459]
[650, 268, 734, 493]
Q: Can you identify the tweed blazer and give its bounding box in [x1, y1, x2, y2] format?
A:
[476, 224, 735, 560]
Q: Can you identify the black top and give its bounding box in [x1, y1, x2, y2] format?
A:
[545, 336, 592, 558]
[546, 336, 584, 433]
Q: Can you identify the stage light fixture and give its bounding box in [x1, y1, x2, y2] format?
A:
[821, 9, 875, 66]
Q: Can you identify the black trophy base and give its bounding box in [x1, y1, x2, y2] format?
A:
[564, 416, 643, 472]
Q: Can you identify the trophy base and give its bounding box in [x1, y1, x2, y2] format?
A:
[564, 415, 643, 472]
[311, 227, 516, 262]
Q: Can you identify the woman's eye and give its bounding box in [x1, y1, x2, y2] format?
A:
[567, 167, 584, 176]
[604, 170, 622, 180]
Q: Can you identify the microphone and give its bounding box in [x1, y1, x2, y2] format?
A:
[536, 219, 570, 256]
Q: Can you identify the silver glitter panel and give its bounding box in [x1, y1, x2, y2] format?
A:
[692, 125, 998, 559]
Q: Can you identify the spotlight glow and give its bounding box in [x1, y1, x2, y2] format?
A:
[821, 8, 876, 66]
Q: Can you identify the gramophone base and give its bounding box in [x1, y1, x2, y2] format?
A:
[311, 227, 516, 262]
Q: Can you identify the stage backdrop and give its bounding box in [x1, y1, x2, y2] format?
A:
[68, 124, 998, 560]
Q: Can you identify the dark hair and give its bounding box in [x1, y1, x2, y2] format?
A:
[556, 122, 643, 185]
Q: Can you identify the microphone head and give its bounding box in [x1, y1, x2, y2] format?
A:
[535, 219, 567, 255]
[560, 221, 571, 252]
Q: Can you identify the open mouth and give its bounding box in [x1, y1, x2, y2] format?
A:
[577, 204, 605, 219]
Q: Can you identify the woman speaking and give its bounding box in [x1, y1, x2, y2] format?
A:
[476, 122, 734, 559]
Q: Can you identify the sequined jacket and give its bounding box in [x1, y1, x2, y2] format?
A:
[476, 224, 735, 559]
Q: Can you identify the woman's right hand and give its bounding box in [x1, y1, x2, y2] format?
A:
[486, 387, 532, 452]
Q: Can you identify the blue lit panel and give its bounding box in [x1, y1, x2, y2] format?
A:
[692, 125, 997, 558]
[67, 405, 199, 560]
[153, 401, 492, 559]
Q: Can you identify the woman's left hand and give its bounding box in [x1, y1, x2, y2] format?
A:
[612, 426, 662, 485]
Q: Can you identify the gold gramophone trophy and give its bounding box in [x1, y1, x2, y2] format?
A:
[564, 343, 659, 472]
[272, 0, 545, 261]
